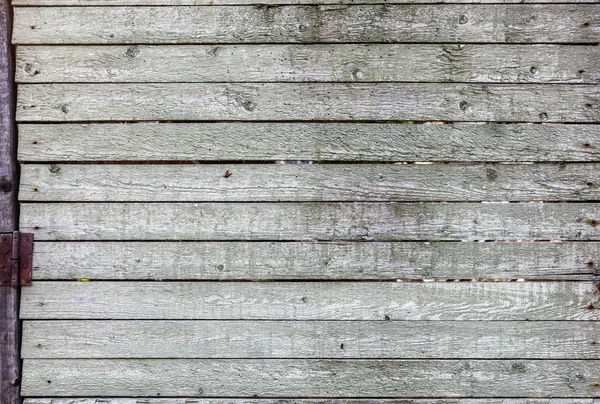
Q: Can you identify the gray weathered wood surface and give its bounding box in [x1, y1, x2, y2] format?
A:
[13, 0, 600, 400]
[20, 358, 600, 397]
[13, 5, 600, 45]
[15, 45, 600, 84]
[17, 123, 600, 162]
[19, 163, 600, 202]
[29, 240, 599, 280]
[19, 281, 600, 320]
[12, 0, 600, 4]
[21, 320, 600, 359]
[20, 399, 600, 404]
[16, 83, 600, 122]
[0, 1, 20, 403]
[19, 202, 600, 241]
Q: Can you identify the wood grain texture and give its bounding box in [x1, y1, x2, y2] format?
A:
[12, 0, 600, 4]
[21, 320, 600, 359]
[17, 123, 600, 162]
[12, 5, 600, 45]
[19, 281, 600, 320]
[15, 45, 600, 84]
[16, 83, 600, 123]
[0, 0, 16, 232]
[29, 240, 600, 280]
[20, 399, 600, 404]
[20, 358, 600, 397]
[0, 1, 20, 404]
[19, 163, 600, 202]
[19, 202, 600, 241]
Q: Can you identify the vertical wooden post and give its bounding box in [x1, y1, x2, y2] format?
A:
[0, 0, 20, 403]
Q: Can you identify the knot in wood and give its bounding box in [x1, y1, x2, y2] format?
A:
[24, 63, 40, 76]
[126, 45, 141, 59]
[0, 178, 12, 193]
[352, 69, 364, 80]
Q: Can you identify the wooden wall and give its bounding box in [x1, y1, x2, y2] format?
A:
[11, 0, 600, 401]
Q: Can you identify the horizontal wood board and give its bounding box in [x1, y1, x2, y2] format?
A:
[20, 359, 600, 397]
[12, 5, 600, 45]
[19, 400, 600, 404]
[17, 123, 600, 162]
[19, 202, 600, 241]
[20, 320, 600, 359]
[16, 83, 600, 122]
[18, 163, 600, 202]
[29, 240, 600, 280]
[15, 45, 600, 84]
[19, 281, 600, 320]
[12, 0, 600, 4]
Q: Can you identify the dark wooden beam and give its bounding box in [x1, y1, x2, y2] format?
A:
[0, 0, 21, 403]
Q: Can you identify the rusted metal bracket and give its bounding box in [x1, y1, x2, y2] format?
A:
[0, 232, 33, 287]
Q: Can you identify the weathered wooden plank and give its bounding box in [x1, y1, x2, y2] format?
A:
[0, 1, 20, 403]
[29, 240, 600, 281]
[19, 163, 600, 202]
[17, 123, 600, 162]
[19, 281, 600, 320]
[20, 400, 600, 404]
[19, 202, 600, 241]
[12, 0, 600, 5]
[16, 83, 600, 123]
[15, 45, 600, 84]
[21, 320, 600, 359]
[20, 358, 600, 397]
[12, 5, 600, 45]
